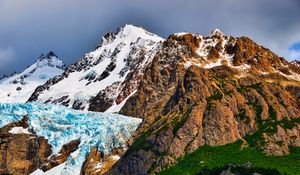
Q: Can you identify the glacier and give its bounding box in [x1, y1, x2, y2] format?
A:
[0, 102, 142, 175]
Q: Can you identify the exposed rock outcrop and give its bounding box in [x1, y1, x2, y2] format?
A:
[0, 117, 52, 175]
[0, 116, 82, 175]
[40, 139, 80, 171]
[108, 32, 300, 174]
[81, 147, 125, 175]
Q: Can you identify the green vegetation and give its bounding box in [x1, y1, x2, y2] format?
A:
[206, 91, 223, 101]
[237, 83, 262, 94]
[172, 108, 192, 134]
[205, 91, 223, 112]
[193, 164, 281, 175]
[234, 108, 251, 124]
[161, 101, 300, 175]
[274, 92, 287, 108]
[245, 104, 300, 148]
[126, 130, 150, 155]
[125, 108, 194, 156]
[159, 140, 300, 175]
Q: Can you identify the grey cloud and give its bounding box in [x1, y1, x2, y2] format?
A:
[0, 0, 299, 75]
[0, 46, 15, 69]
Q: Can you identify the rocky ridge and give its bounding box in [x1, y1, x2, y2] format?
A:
[107, 31, 300, 174]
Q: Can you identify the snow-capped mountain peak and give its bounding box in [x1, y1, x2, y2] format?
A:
[36, 51, 65, 69]
[28, 25, 164, 112]
[98, 24, 161, 48]
[0, 52, 65, 103]
[117, 24, 162, 41]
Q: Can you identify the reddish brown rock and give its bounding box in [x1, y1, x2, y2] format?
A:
[107, 33, 300, 175]
[81, 147, 125, 175]
[40, 139, 80, 171]
[0, 117, 52, 175]
[0, 116, 81, 175]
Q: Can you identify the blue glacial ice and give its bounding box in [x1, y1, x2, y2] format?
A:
[0, 102, 142, 174]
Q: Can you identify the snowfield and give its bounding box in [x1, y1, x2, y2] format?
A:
[0, 52, 65, 103]
[0, 102, 142, 175]
[33, 24, 163, 111]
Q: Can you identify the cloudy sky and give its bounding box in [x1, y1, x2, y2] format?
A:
[0, 0, 300, 76]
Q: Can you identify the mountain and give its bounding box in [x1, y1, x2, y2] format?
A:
[0, 51, 65, 103]
[107, 30, 300, 174]
[28, 24, 163, 112]
[1, 25, 300, 175]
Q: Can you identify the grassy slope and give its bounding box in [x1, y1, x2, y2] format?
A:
[159, 140, 300, 175]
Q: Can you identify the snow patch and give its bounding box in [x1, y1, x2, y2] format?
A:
[105, 90, 137, 113]
[30, 163, 66, 175]
[110, 155, 120, 161]
[8, 127, 31, 134]
[174, 32, 189, 36]
[204, 59, 223, 68]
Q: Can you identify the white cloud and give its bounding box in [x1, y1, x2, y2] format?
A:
[0, 46, 15, 68]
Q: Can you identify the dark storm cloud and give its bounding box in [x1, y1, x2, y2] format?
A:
[0, 0, 299, 75]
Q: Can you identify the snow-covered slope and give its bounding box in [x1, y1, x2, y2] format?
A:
[0, 52, 65, 103]
[0, 102, 142, 175]
[28, 24, 163, 112]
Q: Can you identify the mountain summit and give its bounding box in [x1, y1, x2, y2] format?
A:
[0, 51, 65, 103]
[28, 24, 163, 111]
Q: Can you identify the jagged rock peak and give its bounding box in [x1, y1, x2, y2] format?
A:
[210, 28, 224, 36]
[37, 51, 58, 60]
[36, 51, 65, 69]
[291, 60, 300, 67]
[47, 51, 57, 58]
[100, 32, 116, 46]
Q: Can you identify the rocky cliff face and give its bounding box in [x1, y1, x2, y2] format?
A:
[0, 116, 52, 175]
[0, 116, 83, 175]
[108, 32, 300, 174]
[81, 147, 125, 175]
